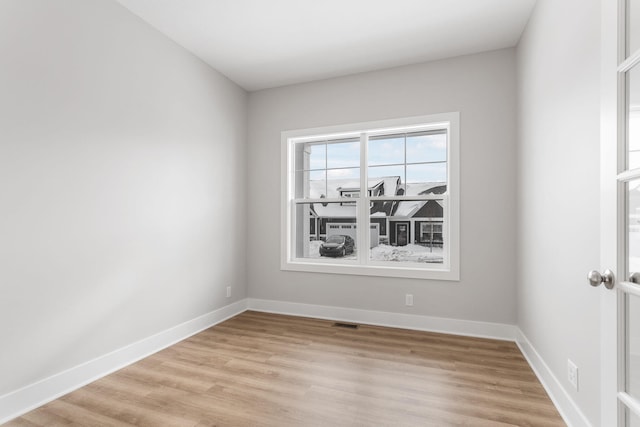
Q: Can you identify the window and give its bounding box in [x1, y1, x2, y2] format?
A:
[281, 113, 459, 280]
[420, 222, 443, 247]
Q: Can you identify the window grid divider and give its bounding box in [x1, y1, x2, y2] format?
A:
[358, 133, 369, 266]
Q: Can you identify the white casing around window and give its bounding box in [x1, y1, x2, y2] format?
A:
[280, 113, 460, 281]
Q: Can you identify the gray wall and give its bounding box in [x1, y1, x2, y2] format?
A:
[247, 49, 518, 324]
[0, 0, 247, 395]
[516, 0, 601, 423]
[2, 2, 602, 423]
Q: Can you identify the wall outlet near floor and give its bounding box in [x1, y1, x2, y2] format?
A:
[405, 294, 413, 306]
[226, 286, 231, 298]
[568, 359, 578, 390]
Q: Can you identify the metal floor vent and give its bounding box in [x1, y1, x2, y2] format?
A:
[333, 322, 359, 329]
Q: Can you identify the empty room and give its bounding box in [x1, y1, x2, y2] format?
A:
[0, 0, 632, 425]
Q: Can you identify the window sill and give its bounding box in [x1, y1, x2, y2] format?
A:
[281, 259, 460, 281]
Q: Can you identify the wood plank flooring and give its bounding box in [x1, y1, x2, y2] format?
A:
[7, 311, 565, 426]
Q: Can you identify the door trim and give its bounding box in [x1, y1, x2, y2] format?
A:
[600, 0, 627, 424]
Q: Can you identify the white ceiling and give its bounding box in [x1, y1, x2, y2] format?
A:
[116, 0, 537, 91]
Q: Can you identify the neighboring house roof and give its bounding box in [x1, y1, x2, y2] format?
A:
[393, 200, 427, 217]
[421, 184, 446, 195]
[391, 200, 444, 217]
[309, 176, 402, 198]
[389, 184, 446, 216]
[309, 177, 446, 219]
[338, 179, 383, 193]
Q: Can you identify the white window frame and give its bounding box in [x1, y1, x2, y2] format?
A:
[280, 113, 460, 280]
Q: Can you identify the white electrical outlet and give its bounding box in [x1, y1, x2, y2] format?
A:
[226, 286, 231, 298]
[568, 359, 578, 390]
[405, 294, 413, 306]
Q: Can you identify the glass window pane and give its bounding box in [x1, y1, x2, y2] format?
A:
[308, 143, 326, 170]
[370, 199, 444, 264]
[629, 65, 640, 170]
[406, 163, 447, 195]
[630, 0, 640, 56]
[294, 202, 358, 260]
[631, 108, 640, 171]
[326, 168, 360, 198]
[628, 293, 640, 400]
[629, 180, 640, 275]
[294, 170, 327, 199]
[368, 134, 404, 166]
[628, 406, 640, 426]
[406, 132, 447, 164]
[295, 142, 326, 171]
[370, 175, 402, 198]
[327, 138, 360, 169]
[296, 170, 325, 199]
[628, 180, 640, 402]
[631, 150, 640, 172]
[368, 165, 404, 179]
[368, 165, 404, 196]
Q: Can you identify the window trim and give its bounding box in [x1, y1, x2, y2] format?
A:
[280, 113, 460, 281]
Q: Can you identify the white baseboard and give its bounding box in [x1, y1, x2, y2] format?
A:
[0, 299, 248, 425]
[247, 298, 517, 341]
[515, 328, 592, 427]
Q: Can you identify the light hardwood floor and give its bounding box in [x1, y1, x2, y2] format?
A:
[7, 311, 565, 426]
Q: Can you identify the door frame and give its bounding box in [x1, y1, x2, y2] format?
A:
[601, 0, 632, 424]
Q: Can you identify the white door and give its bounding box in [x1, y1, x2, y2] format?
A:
[601, 0, 640, 425]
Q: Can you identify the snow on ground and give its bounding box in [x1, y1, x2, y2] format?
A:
[370, 244, 443, 263]
[308, 240, 322, 258]
[306, 241, 442, 263]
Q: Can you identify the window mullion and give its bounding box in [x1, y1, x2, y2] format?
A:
[442, 194, 450, 269]
[358, 133, 369, 265]
[403, 133, 407, 191]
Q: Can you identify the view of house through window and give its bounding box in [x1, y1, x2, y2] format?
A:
[283, 114, 459, 279]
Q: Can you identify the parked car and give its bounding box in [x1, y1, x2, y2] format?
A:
[319, 235, 355, 257]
